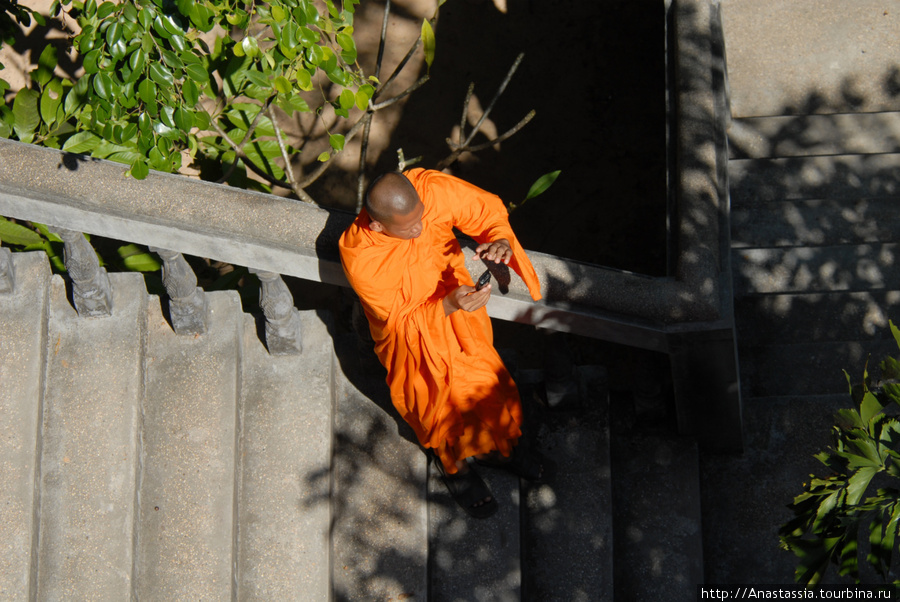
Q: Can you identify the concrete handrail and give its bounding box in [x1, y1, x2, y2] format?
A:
[0, 0, 728, 354]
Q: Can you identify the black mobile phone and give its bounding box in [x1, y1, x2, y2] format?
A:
[475, 269, 492, 291]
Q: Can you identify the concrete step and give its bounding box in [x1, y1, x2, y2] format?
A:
[429, 464, 521, 602]
[236, 310, 334, 599]
[734, 291, 900, 346]
[729, 112, 900, 159]
[737, 339, 899, 398]
[732, 243, 899, 295]
[699, 394, 850, 583]
[729, 153, 900, 206]
[522, 366, 613, 601]
[731, 197, 899, 249]
[36, 272, 146, 600]
[610, 423, 703, 601]
[330, 334, 428, 601]
[135, 292, 242, 600]
[0, 252, 50, 600]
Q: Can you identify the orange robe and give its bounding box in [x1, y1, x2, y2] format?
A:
[339, 168, 543, 473]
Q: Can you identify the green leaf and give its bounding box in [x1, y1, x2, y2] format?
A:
[182, 79, 199, 107]
[129, 158, 149, 180]
[355, 84, 374, 110]
[329, 133, 345, 151]
[861, 391, 885, 424]
[317, 150, 330, 162]
[295, 70, 312, 91]
[35, 44, 58, 86]
[338, 88, 354, 110]
[421, 19, 435, 71]
[92, 72, 113, 100]
[525, 170, 562, 201]
[244, 69, 270, 89]
[273, 76, 291, 94]
[119, 244, 161, 271]
[40, 79, 64, 125]
[149, 63, 174, 87]
[0, 217, 42, 246]
[173, 106, 194, 130]
[12, 89, 41, 142]
[62, 131, 101, 154]
[184, 63, 209, 84]
[241, 36, 259, 58]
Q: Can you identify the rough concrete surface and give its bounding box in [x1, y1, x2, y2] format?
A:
[330, 336, 429, 601]
[37, 273, 145, 600]
[721, 0, 900, 117]
[135, 292, 241, 600]
[700, 395, 849, 583]
[612, 431, 704, 601]
[429, 464, 522, 602]
[729, 112, 900, 159]
[0, 252, 49, 601]
[522, 366, 613, 602]
[236, 311, 335, 600]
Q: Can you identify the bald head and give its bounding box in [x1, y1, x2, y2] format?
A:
[365, 172, 420, 223]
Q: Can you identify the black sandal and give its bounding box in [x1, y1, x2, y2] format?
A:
[433, 457, 498, 519]
[474, 446, 543, 481]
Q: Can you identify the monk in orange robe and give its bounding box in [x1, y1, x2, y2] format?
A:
[339, 168, 543, 518]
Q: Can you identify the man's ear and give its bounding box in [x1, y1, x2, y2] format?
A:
[369, 220, 385, 233]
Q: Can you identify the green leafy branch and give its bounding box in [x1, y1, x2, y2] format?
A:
[780, 321, 900, 588]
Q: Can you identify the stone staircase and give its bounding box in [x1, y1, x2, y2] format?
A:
[0, 249, 636, 600]
[699, 0, 900, 584]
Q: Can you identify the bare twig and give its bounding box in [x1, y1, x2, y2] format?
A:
[436, 54, 532, 171]
[297, 111, 373, 189]
[269, 106, 317, 205]
[374, 0, 391, 81]
[374, 36, 421, 100]
[209, 117, 294, 192]
[455, 82, 475, 148]
[356, 113, 373, 211]
[463, 52, 524, 148]
[372, 75, 429, 111]
[465, 110, 535, 153]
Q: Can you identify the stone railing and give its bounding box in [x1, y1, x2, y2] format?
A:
[0, 0, 739, 448]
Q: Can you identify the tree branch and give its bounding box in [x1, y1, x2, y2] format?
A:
[269, 106, 317, 205]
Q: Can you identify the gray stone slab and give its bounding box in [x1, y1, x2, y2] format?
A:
[729, 113, 900, 159]
[135, 292, 241, 600]
[330, 337, 428, 601]
[429, 465, 521, 602]
[0, 252, 49, 600]
[611, 433, 704, 601]
[738, 339, 899, 398]
[36, 272, 145, 600]
[734, 291, 900, 346]
[732, 243, 900, 295]
[522, 366, 613, 602]
[729, 154, 900, 206]
[236, 311, 333, 600]
[700, 394, 850, 583]
[731, 197, 900, 249]
[721, 0, 900, 118]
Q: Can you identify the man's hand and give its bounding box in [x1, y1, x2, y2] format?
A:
[443, 283, 492, 315]
[473, 238, 512, 264]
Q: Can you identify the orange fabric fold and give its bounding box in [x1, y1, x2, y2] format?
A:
[338, 168, 542, 473]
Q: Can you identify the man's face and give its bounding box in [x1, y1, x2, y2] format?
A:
[375, 201, 424, 240]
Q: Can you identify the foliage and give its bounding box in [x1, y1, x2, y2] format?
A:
[0, 0, 437, 201]
[780, 321, 900, 588]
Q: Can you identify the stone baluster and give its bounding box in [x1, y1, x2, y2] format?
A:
[250, 269, 302, 355]
[149, 248, 208, 335]
[0, 244, 14, 294]
[54, 228, 112, 317]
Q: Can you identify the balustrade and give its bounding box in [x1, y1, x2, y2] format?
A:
[0, 246, 13, 293]
[54, 228, 112, 317]
[149, 247, 209, 335]
[250, 269, 303, 355]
